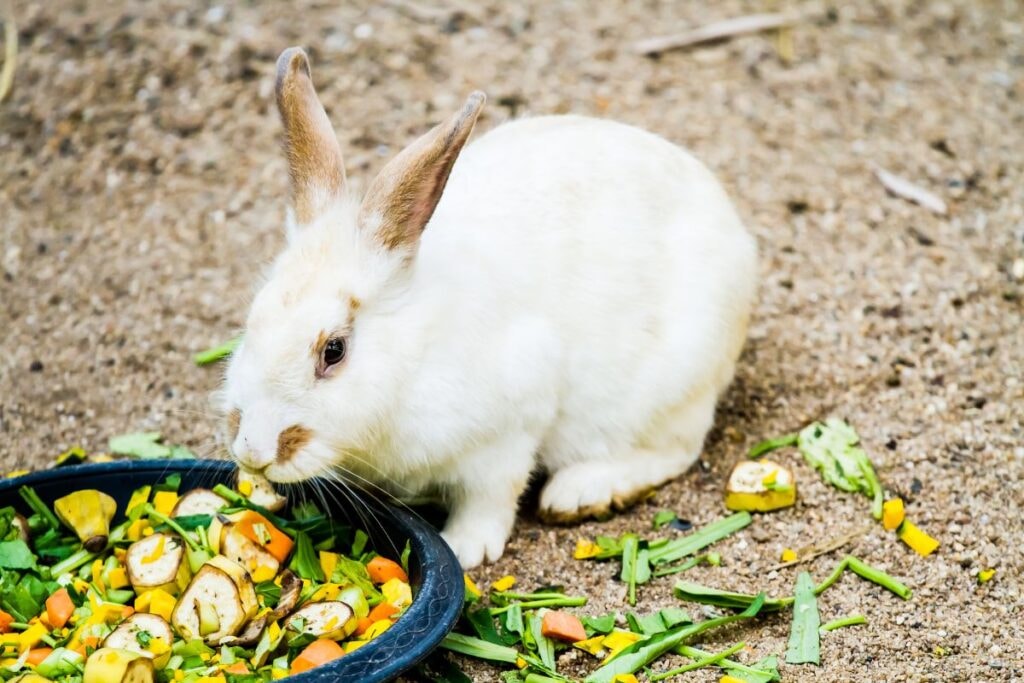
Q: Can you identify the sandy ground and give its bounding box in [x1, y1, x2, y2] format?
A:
[1, 0, 1022, 680]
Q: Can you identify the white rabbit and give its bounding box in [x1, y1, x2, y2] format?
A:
[222, 48, 758, 568]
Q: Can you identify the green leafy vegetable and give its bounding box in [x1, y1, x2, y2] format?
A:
[647, 512, 752, 566]
[288, 530, 324, 582]
[109, 432, 172, 459]
[331, 556, 380, 603]
[582, 612, 616, 636]
[525, 611, 556, 671]
[620, 534, 641, 606]
[652, 552, 720, 578]
[441, 632, 520, 664]
[0, 540, 35, 570]
[584, 594, 766, 683]
[797, 419, 884, 520]
[674, 581, 793, 611]
[652, 510, 677, 529]
[785, 571, 820, 665]
[35, 647, 84, 678]
[19, 486, 60, 530]
[194, 336, 241, 366]
[490, 590, 587, 614]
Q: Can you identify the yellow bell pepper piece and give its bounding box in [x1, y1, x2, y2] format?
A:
[614, 675, 639, 683]
[91, 559, 106, 593]
[308, 583, 341, 603]
[127, 518, 150, 542]
[899, 520, 939, 556]
[463, 574, 481, 598]
[780, 548, 798, 563]
[126, 486, 151, 514]
[882, 499, 905, 531]
[600, 630, 642, 664]
[978, 568, 996, 584]
[359, 619, 392, 641]
[237, 479, 253, 497]
[108, 567, 130, 590]
[721, 676, 747, 683]
[574, 539, 601, 560]
[152, 491, 179, 516]
[319, 551, 339, 581]
[491, 575, 516, 592]
[142, 535, 166, 565]
[19, 623, 48, 651]
[573, 635, 607, 657]
[146, 589, 177, 622]
[343, 640, 368, 654]
[381, 578, 412, 609]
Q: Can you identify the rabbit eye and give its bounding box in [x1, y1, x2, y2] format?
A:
[323, 338, 346, 367]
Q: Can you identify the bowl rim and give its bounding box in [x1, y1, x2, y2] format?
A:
[0, 459, 463, 682]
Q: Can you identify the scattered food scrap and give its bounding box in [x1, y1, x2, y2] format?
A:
[724, 460, 796, 512]
[193, 336, 241, 367]
[873, 166, 948, 215]
[784, 572, 820, 665]
[632, 13, 792, 56]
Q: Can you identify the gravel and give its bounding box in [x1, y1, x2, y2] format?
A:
[1, 1, 1022, 681]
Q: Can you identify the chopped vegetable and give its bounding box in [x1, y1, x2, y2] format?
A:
[881, 498, 905, 531]
[583, 594, 766, 683]
[367, 555, 408, 584]
[193, 336, 241, 366]
[290, 638, 345, 674]
[898, 520, 940, 556]
[978, 568, 996, 584]
[748, 433, 798, 458]
[676, 647, 780, 683]
[540, 610, 586, 643]
[83, 647, 155, 683]
[647, 512, 752, 566]
[780, 548, 797, 563]
[652, 510, 677, 529]
[784, 572, 820, 665]
[492, 575, 516, 592]
[44, 587, 74, 629]
[724, 460, 797, 512]
[650, 641, 746, 680]
[820, 614, 866, 631]
[796, 420, 884, 520]
[53, 489, 116, 552]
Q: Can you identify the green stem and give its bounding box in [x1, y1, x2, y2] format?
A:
[489, 597, 587, 615]
[674, 646, 773, 678]
[651, 641, 747, 680]
[652, 553, 717, 578]
[193, 336, 240, 366]
[821, 614, 867, 631]
[749, 433, 798, 458]
[49, 547, 97, 578]
[143, 504, 200, 551]
[813, 557, 850, 595]
[845, 556, 912, 599]
[19, 486, 61, 529]
[440, 633, 519, 664]
[7, 622, 30, 631]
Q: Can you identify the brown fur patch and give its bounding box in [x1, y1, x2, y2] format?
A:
[359, 92, 485, 251]
[349, 296, 361, 312]
[276, 425, 312, 464]
[275, 48, 346, 224]
[537, 486, 655, 525]
[311, 330, 330, 358]
[226, 409, 241, 444]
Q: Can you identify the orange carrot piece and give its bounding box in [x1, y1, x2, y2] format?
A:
[234, 511, 294, 563]
[540, 610, 587, 643]
[46, 588, 75, 629]
[0, 609, 13, 634]
[290, 639, 345, 674]
[27, 648, 54, 666]
[354, 603, 400, 636]
[224, 661, 249, 675]
[366, 556, 407, 584]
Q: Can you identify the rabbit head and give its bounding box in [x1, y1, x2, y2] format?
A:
[222, 47, 484, 483]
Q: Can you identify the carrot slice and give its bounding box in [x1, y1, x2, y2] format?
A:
[27, 648, 54, 666]
[0, 609, 13, 634]
[233, 511, 294, 563]
[46, 588, 75, 629]
[355, 603, 399, 635]
[540, 610, 587, 643]
[290, 639, 345, 674]
[366, 556, 407, 584]
[224, 661, 249, 675]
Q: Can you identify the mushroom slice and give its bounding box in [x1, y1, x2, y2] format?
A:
[11, 514, 30, 543]
[83, 648, 155, 683]
[171, 489, 228, 518]
[225, 570, 302, 647]
[172, 564, 249, 644]
[283, 601, 356, 641]
[237, 470, 287, 512]
[206, 555, 259, 618]
[219, 526, 281, 583]
[125, 533, 191, 596]
[102, 613, 174, 667]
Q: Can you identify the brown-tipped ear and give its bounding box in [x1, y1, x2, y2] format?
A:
[359, 92, 486, 251]
[275, 47, 346, 225]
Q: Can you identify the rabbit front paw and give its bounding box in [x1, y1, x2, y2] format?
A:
[442, 515, 511, 569]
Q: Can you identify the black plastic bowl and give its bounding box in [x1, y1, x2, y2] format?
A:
[0, 460, 463, 682]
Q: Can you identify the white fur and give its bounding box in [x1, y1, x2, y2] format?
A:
[223, 114, 757, 568]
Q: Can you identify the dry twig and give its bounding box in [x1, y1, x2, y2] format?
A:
[767, 525, 872, 572]
[633, 13, 791, 56]
[873, 166, 948, 215]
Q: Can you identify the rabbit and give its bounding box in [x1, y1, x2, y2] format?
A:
[221, 47, 758, 569]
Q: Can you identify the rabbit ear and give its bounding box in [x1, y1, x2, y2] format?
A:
[359, 92, 485, 251]
[275, 47, 346, 225]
